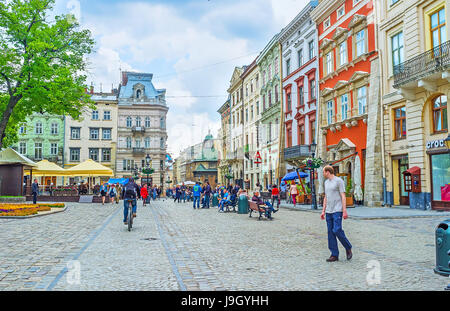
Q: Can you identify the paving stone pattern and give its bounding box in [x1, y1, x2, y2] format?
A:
[0, 200, 449, 291]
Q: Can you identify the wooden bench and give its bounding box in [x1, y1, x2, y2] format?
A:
[248, 200, 271, 221]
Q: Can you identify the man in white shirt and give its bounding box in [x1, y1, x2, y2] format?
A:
[320, 165, 352, 262]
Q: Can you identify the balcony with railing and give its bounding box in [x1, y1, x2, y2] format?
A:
[393, 40, 450, 90]
[132, 126, 146, 133]
[132, 148, 146, 155]
[284, 145, 312, 161]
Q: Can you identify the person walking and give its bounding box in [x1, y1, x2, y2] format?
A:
[100, 183, 108, 205]
[204, 181, 211, 208]
[109, 184, 118, 204]
[289, 181, 298, 207]
[32, 179, 39, 204]
[141, 184, 149, 206]
[152, 186, 157, 201]
[320, 165, 352, 262]
[271, 184, 280, 209]
[174, 185, 181, 203]
[192, 182, 202, 209]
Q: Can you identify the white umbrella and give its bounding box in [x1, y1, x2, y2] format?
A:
[354, 155, 363, 201]
[318, 165, 325, 194]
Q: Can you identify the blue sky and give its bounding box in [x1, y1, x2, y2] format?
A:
[53, 0, 310, 157]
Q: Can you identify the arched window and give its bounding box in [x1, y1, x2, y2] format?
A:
[432, 95, 447, 133]
[136, 116, 141, 127]
[136, 89, 142, 99]
[145, 137, 150, 148]
[126, 116, 132, 128]
[145, 116, 151, 128]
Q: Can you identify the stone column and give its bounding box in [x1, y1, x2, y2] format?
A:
[364, 57, 384, 207]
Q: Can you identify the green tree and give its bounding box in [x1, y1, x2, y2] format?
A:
[0, 0, 95, 148]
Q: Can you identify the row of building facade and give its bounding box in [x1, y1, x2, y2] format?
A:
[217, 0, 449, 210]
[12, 71, 170, 187]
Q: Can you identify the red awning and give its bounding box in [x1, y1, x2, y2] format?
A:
[403, 166, 421, 175]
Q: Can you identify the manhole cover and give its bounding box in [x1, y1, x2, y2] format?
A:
[141, 238, 158, 241]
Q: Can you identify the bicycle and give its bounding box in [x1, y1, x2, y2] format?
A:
[126, 198, 134, 231]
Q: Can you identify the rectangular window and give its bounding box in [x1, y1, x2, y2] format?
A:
[309, 41, 315, 60]
[70, 148, 80, 162]
[286, 59, 291, 76]
[89, 148, 99, 161]
[103, 111, 111, 120]
[356, 29, 366, 56]
[35, 122, 42, 134]
[50, 143, 58, 156]
[92, 110, 99, 120]
[34, 143, 42, 160]
[341, 94, 349, 120]
[90, 128, 99, 140]
[51, 123, 58, 135]
[357, 86, 367, 115]
[327, 100, 334, 125]
[431, 8, 446, 48]
[19, 126, 26, 134]
[309, 80, 316, 100]
[337, 4, 345, 19]
[326, 52, 333, 75]
[102, 149, 111, 162]
[298, 49, 303, 67]
[287, 93, 292, 111]
[145, 137, 151, 148]
[392, 32, 404, 70]
[339, 41, 347, 66]
[274, 57, 278, 75]
[431, 153, 450, 202]
[394, 106, 406, 140]
[245, 108, 248, 122]
[299, 124, 305, 145]
[310, 120, 316, 144]
[256, 101, 260, 115]
[71, 127, 80, 140]
[102, 128, 112, 140]
[19, 142, 27, 155]
[299, 86, 304, 107]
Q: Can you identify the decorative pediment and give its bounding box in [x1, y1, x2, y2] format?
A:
[294, 38, 304, 48]
[321, 87, 333, 97]
[334, 80, 349, 90]
[320, 38, 334, 51]
[334, 138, 356, 152]
[229, 67, 243, 88]
[347, 14, 367, 29]
[332, 27, 349, 41]
[349, 71, 369, 83]
[294, 111, 305, 121]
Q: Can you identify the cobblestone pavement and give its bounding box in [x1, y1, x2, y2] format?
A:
[0, 200, 449, 291]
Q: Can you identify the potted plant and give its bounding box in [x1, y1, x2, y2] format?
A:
[346, 178, 354, 207]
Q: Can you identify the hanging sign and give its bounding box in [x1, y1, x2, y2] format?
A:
[254, 151, 262, 164]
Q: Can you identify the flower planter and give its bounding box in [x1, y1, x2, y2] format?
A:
[346, 196, 354, 207]
[296, 195, 305, 204]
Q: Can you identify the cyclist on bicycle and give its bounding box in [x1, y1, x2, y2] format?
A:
[122, 178, 140, 225]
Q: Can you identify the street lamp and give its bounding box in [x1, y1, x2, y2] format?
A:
[310, 142, 318, 210]
[145, 154, 152, 187]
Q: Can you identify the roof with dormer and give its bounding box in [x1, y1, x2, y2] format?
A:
[118, 71, 166, 99]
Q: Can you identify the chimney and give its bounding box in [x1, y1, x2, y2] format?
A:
[90, 82, 94, 94]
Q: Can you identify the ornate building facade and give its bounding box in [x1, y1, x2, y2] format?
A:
[116, 72, 169, 187]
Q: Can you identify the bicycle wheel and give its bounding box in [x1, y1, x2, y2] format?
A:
[128, 201, 133, 231]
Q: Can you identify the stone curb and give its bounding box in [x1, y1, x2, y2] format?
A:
[279, 205, 450, 220]
[0, 206, 68, 219]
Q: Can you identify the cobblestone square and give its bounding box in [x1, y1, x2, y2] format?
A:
[0, 200, 448, 291]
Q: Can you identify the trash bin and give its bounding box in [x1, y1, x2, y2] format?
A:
[434, 219, 450, 277]
[212, 193, 218, 207]
[238, 196, 248, 214]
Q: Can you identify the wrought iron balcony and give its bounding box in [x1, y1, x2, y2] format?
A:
[132, 126, 146, 133]
[393, 40, 450, 88]
[284, 145, 312, 160]
[132, 148, 146, 155]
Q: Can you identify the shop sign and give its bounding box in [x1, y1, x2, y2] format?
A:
[426, 139, 445, 149]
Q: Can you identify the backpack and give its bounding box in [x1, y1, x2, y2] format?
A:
[124, 182, 137, 198]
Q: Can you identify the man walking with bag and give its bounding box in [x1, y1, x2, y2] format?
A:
[320, 165, 352, 262]
[192, 182, 201, 209]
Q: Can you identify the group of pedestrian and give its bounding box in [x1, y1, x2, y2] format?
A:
[99, 183, 121, 205]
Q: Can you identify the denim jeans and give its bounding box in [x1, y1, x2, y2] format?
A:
[123, 199, 137, 222]
[271, 195, 280, 208]
[204, 194, 210, 208]
[219, 199, 230, 211]
[325, 212, 352, 257]
[193, 196, 200, 208]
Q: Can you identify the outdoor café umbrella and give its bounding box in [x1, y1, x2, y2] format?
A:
[281, 171, 308, 181]
[28, 160, 69, 177]
[66, 159, 114, 191]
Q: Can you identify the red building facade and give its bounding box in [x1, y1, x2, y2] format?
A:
[312, 0, 381, 204]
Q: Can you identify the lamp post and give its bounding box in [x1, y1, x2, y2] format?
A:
[145, 154, 152, 187]
[310, 142, 318, 210]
